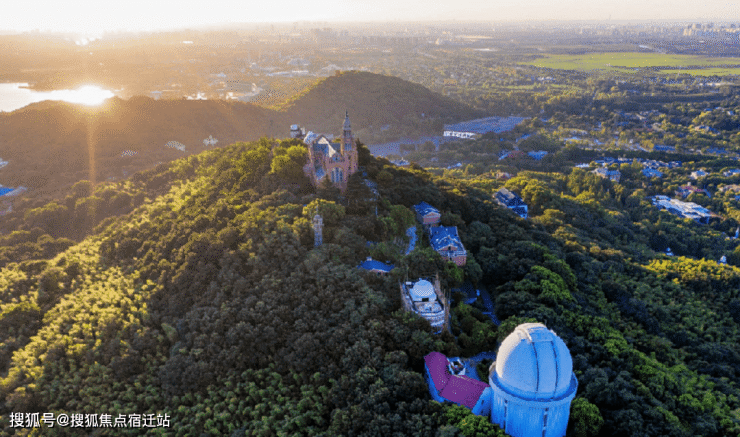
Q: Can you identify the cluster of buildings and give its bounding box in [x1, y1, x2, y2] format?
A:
[584, 156, 684, 182]
[650, 195, 717, 224]
[425, 323, 578, 437]
[414, 202, 467, 266]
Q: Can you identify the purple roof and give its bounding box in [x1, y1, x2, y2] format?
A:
[440, 375, 488, 409]
[424, 352, 450, 389]
[424, 352, 488, 409]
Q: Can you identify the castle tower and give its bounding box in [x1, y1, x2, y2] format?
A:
[313, 212, 323, 247]
[488, 323, 578, 437]
[342, 110, 353, 155]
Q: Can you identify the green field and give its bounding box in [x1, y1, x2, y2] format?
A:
[523, 52, 740, 76]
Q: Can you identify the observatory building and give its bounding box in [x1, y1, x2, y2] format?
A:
[425, 323, 578, 437]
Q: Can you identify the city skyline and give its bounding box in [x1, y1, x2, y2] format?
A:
[4, 0, 739, 34]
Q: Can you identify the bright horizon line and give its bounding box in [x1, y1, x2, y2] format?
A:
[3, 18, 737, 36]
[4, 0, 739, 35]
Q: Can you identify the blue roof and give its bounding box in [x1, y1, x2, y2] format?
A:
[429, 226, 464, 252]
[0, 187, 13, 196]
[359, 259, 394, 273]
[414, 201, 439, 216]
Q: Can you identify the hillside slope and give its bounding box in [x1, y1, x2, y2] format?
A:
[1, 138, 739, 436]
[0, 72, 481, 202]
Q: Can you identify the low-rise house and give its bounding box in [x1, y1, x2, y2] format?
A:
[429, 226, 467, 266]
[593, 167, 621, 182]
[414, 202, 441, 228]
[424, 351, 491, 414]
[494, 188, 528, 218]
[723, 169, 740, 177]
[691, 169, 708, 180]
[643, 168, 663, 178]
[358, 257, 394, 276]
[677, 185, 711, 198]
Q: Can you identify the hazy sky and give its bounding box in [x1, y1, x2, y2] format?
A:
[4, 0, 739, 33]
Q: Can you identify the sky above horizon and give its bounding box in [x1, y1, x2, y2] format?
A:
[4, 0, 738, 34]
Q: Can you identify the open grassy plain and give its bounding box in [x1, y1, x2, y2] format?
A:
[524, 52, 740, 76]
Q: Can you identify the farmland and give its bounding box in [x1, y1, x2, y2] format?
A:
[523, 52, 740, 76]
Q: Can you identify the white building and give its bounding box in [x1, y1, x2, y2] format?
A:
[401, 279, 446, 332]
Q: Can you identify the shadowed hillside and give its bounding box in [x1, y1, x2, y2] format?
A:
[0, 71, 482, 203]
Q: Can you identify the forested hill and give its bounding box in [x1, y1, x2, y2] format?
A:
[0, 97, 282, 199]
[1, 136, 740, 436]
[0, 71, 480, 202]
[278, 71, 484, 136]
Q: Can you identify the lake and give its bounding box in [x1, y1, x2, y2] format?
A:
[0, 83, 115, 112]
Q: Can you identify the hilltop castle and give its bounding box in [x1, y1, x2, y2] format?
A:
[294, 112, 358, 192]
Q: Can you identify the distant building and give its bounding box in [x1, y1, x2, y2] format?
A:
[429, 226, 467, 266]
[414, 202, 441, 228]
[424, 323, 578, 437]
[593, 167, 621, 182]
[444, 116, 527, 139]
[494, 188, 528, 219]
[724, 169, 740, 177]
[527, 150, 548, 160]
[654, 145, 676, 152]
[358, 257, 393, 275]
[676, 185, 711, 198]
[301, 112, 358, 192]
[401, 278, 447, 332]
[650, 195, 717, 224]
[691, 169, 708, 180]
[642, 168, 663, 178]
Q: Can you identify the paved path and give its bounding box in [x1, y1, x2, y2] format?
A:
[405, 226, 417, 255]
[477, 285, 501, 326]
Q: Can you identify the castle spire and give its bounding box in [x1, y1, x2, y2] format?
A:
[343, 110, 351, 131]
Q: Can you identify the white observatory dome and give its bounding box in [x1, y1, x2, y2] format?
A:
[493, 323, 573, 400]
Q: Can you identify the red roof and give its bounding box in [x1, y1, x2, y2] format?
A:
[424, 352, 489, 409]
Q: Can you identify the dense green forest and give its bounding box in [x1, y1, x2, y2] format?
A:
[1, 135, 740, 436]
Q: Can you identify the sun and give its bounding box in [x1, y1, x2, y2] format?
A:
[49, 85, 115, 106]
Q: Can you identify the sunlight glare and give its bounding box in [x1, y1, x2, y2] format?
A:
[49, 85, 114, 106]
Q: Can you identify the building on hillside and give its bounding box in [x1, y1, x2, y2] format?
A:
[642, 168, 663, 178]
[358, 257, 394, 276]
[494, 188, 528, 219]
[424, 351, 492, 414]
[401, 278, 447, 332]
[691, 169, 708, 180]
[414, 201, 441, 228]
[429, 226, 467, 266]
[676, 185, 711, 198]
[300, 112, 358, 192]
[424, 323, 578, 437]
[443, 116, 527, 139]
[650, 195, 717, 224]
[593, 167, 621, 182]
